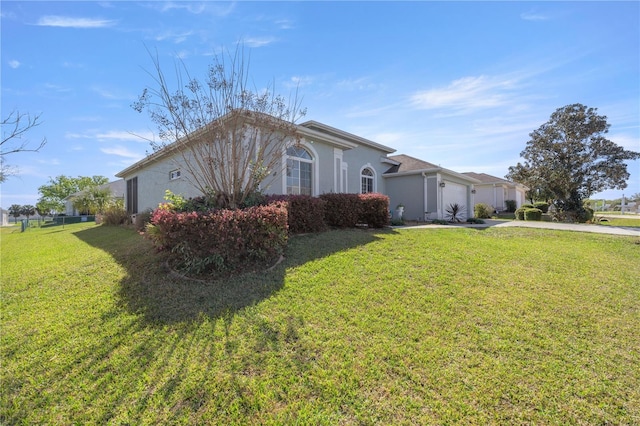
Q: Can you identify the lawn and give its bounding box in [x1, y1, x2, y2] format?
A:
[2, 223, 639, 424]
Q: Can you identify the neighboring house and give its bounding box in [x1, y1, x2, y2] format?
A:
[383, 155, 480, 221]
[0, 208, 9, 226]
[462, 172, 528, 212]
[64, 179, 126, 215]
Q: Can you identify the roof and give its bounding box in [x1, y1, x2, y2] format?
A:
[384, 154, 480, 183]
[116, 113, 396, 178]
[300, 120, 396, 154]
[384, 154, 440, 173]
[462, 172, 527, 189]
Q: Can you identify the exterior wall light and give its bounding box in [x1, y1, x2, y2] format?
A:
[439, 181, 446, 188]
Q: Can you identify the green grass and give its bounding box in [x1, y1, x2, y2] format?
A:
[598, 217, 640, 227]
[2, 223, 639, 424]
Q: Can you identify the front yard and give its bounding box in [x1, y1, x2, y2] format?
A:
[1, 223, 639, 424]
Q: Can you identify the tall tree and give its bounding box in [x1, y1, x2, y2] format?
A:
[37, 175, 109, 214]
[132, 44, 306, 208]
[20, 205, 36, 221]
[1, 110, 47, 182]
[507, 103, 640, 220]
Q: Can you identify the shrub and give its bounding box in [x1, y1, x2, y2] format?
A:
[320, 193, 361, 228]
[445, 203, 465, 223]
[358, 193, 389, 228]
[466, 217, 485, 224]
[431, 219, 449, 225]
[474, 203, 493, 219]
[524, 208, 542, 221]
[515, 208, 526, 220]
[286, 195, 327, 234]
[101, 205, 129, 226]
[134, 209, 153, 231]
[521, 203, 535, 209]
[505, 199, 517, 213]
[533, 202, 549, 213]
[147, 203, 288, 274]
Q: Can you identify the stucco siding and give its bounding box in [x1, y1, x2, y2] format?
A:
[342, 145, 389, 195]
[385, 175, 425, 221]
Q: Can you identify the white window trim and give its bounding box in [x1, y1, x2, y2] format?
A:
[170, 169, 182, 180]
[360, 163, 376, 193]
[282, 140, 319, 196]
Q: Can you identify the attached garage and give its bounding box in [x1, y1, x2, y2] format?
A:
[383, 154, 480, 221]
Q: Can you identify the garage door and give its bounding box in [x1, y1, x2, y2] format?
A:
[442, 181, 468, 220]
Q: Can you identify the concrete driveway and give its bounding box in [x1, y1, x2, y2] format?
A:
[402, 219, 640, 237]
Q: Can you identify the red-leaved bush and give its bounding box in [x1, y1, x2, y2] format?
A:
[146, 202, 288, 274]
[264, 194, 327, 234]
[320, 193, 361, 228]
[358, 193, 389, 228]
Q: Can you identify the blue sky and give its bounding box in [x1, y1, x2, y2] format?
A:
[2, 1, 639, 208]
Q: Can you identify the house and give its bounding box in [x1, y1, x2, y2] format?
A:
[462, 172, 528, 212]
[0, 208, 9, 226]
[383, 155, 480, 221]
[116, 118, 397, 215]
[64, 179, 126, 215]
[115, 114, 495, 221]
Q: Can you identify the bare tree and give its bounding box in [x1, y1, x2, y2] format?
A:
[1, 110, 47, 182]
[132, 44, 306, 208]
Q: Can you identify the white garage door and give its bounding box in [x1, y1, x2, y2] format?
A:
[442, 181, 468, 219]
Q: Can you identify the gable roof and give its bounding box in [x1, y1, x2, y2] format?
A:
[462, 172, 527, 189]
[384, 154, 480, 183]
[300, 120, 396, 154]
[384, 154, 440, 173]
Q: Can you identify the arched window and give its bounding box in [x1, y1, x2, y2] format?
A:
[286, 145, 313, 195]
[361, 167, 375, 193]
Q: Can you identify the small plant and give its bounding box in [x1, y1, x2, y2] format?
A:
[445, 203, 465, 223]
[466, 217, 485, 224]
[431, 219, 449, 225]
[524, 208, 543, 221]
[390, 218, 405, 226]
[505, 199, 517, 213]
[474, 203, 493, 219]
[515, 208, 526, 220]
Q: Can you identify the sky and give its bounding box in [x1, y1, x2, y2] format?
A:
[2, 1, 639, 209]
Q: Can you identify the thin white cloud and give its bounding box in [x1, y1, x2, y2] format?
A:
[411, 75, 520, 112]
[66, 130, 155, 143]
[520, 11, 550, 22]
[284, 75, 314, 89]
[243, 37, 277, 48]
[154, 30, 193, 44]
[8, 60, 20, 69]
[100, 146, 145, 160]
[36, 16, 116, 28]
[91, 86, 132, 101]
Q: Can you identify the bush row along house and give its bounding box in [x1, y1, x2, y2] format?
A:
[115, 115, 527, 221]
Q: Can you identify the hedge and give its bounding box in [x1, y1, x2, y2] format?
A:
[147, 203, 288, 274]
[524, 208, 543, 221]
[357, 193, 390, 228]
[320, 193, 361, 228]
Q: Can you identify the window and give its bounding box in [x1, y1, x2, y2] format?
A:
[361, 167, 375, 193]
[286, 145, 313, 195]
[170, 169, 181, 180]
[126, 177, 138, 214]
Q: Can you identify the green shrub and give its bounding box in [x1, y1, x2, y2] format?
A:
[431, 219, 449, 225]
[505, 199, 517, 213]
[466, 217, 485, 224]
[101, 206, 129, 226]
[524, 208, 543, 221]
[134, 209, 153, 231]
[474, 203, 493, 219]
[521, 203, 535, 209]
[515, 208, 526, 220]
[533, 202, 549, 213]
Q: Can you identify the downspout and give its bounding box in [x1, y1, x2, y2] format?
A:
[422, 172, 428, 221]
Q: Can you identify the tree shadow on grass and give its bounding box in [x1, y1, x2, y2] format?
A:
[74, 225, 393, 325]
